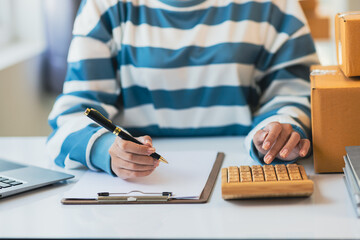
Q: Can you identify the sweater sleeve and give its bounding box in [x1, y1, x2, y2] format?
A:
[244, 0, 319, 164]
[46, 0, 121, 172]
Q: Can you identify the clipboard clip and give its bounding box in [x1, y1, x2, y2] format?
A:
[97, 190, 173, 203]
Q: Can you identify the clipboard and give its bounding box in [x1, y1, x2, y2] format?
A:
[61, 152, 224, 204]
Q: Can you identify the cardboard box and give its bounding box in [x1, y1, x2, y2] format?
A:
[299, 0, 318, 14]
[335, 12, 360, 77]
[311, 65, 360, 173]
[298, 0, 330, 40]
[307, 16, 330, 39]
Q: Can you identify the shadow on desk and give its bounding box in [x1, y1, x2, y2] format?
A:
[225, 196, 314, 207]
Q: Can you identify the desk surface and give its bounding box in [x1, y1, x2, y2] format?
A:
[0, 136, 358, 239]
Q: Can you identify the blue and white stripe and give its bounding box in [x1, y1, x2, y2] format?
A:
[47, 0, 318, 171]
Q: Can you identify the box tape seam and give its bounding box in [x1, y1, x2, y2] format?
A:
[310, 69, 337, 76]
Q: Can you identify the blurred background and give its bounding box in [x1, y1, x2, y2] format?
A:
[0, 0, 358, 136]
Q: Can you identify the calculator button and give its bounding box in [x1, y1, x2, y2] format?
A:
[289, 174, 302, 180]
[277, 174, 290, 181]
[298, 165, 309, 180]
[240, 172, 252, 182]
[264, 165, 275, 172]
[240, 178, 252, 182]
[253, 176, 264, 182]
[228, 166, 240, 183]
[241, 176, 252, 181]
[264, 169, 277, 181]
[288, 168, 299, 173]
[287, 164, 298, 168]
[275, 164, 289, 181]
[240, 176, 252, 181]
[265, 176, 277, 181]
[286, 164, 303, 181]
[240, 166, 250, 172]
[240, 166, 252, 182]
[240, 171, 251, 176]
[251, 166, 264, 182]
[251, 166, 262, 171]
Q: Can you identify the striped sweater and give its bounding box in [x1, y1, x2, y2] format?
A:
[47, 0, 319, 174]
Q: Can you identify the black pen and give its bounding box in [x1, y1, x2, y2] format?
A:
[84, 108, 168, 164]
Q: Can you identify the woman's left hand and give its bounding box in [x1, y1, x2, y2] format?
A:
[253, 121, 311, 164]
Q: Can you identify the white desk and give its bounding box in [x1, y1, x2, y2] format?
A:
[0, 136, 358, 239]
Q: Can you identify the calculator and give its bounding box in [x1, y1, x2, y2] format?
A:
[221, 164, 314, 199]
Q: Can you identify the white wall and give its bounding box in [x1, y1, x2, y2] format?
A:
[347, 0, 360, 11]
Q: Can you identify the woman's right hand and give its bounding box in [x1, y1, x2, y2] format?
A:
[109, 135, 159, 179]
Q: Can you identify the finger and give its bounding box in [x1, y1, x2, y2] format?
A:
[279, 131, 301, 158]
[253, 129, 269, 147]
[137, 135, 153, 147]
[154, 160, 160, 167]
[262, 122, 282, 151]
[264, 125, 293, 164]
[112, 157, 157, 171]
[113, 168, 155, 179]
[114, 151, 156, 166]
[299, 139, 311, 157]
[116, 138, 155, 156]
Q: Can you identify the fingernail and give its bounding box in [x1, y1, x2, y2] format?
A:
[280, 149, 288, 158]
[264, 155, 272, 164]
[154, 160, 160, 167]
[263, 141, 270, 150]
[300, 150, 306, 157]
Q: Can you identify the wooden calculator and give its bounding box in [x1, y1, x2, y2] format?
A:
[221, 164, 314, 199]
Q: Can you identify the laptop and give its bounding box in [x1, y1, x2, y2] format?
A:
[0, 158, 74, 199]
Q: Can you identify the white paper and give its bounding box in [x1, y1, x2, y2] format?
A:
[63, 151, 218, 199]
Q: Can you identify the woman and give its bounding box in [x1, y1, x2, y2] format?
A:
[47, 0, 318, 179]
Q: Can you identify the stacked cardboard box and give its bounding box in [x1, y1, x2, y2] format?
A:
[311, 66, 360, 173]
[299, 0, 330, 39]
[335, 12, 360, 77]
[299, 0, 317, 12]
[311, 11, 360, 173]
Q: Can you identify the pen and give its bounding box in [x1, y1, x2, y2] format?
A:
[84, 108, 168, 164]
